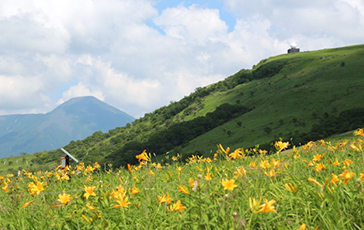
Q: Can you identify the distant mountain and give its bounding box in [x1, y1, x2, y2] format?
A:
[0, 96, 134, 158]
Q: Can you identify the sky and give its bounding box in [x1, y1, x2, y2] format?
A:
[0, 0, 363, 118]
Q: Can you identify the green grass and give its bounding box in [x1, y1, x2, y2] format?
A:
[180, 44, 364, 154]
[1, 129, 364, 229]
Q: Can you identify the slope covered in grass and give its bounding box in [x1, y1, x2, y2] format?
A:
[1, 44, 364, 173]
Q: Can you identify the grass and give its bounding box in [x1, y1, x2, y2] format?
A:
[180, 44, 364, 154]
[1, 129, 364, 229]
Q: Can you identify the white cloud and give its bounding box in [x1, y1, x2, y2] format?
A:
[0, 0, 362, 118]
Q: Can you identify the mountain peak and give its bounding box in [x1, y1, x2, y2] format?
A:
[0, 96, 135, 157]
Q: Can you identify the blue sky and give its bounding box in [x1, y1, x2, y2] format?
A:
[0, 0, 363, 117]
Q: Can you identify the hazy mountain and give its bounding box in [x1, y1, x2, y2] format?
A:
[0, 96, 134, 158]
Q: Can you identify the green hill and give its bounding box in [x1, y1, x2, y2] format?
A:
[1, 44, 364, 173]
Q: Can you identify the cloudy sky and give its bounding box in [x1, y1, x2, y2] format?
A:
[1, 0, 363, 118]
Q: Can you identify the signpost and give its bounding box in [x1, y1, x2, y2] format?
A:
[60, 148, 79, 169]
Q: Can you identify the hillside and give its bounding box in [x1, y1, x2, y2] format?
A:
[1, 44, 364, 173]
[0, 96, 135, 158]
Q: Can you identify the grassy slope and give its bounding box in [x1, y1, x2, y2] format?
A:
[180, 45, 364, 154]
[1, 44, 364, 173]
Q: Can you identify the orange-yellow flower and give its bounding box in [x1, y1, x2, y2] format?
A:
[331, 159, 340, 166]
[1, 181, 9, 193]
[131, 185, 140, 196]
[84, 185, 96, 199]
[177, 185, 189, 194]
[234, 166, 247, 178]
[343, 159, 353, 167]
[28, 180, 46, 195]
[339, 170, 355, 185]
[127, 164, 133, 174]
[275, 141, 289, 152]
[354, 128, 364, 136]
[22, 200, 35, 208]
[169, 200, 186, 212]
[86, 165, 95, 173]
[157, 193, 173, 204]
[113, 196, 131, 208]
[248, 161, 257, 168]
[221, 179, 238, 191]
[58, 192, 73, 205]
[298, 223, 306, 230]
[307, 177, 323, 187]
[259, 160, 271, 169]
[329, 173, 341, 185]
[136, 150, 150, 162]
[229, 149, 244, 159]
[263, 168, 276, 179]
[257, 199, 277, 213]
[314, 162, 325, 172]
[204, 173, 213, 181]
[93, 162, 100, 169]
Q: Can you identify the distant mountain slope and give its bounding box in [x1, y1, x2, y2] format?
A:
[0, 96, 134, 158]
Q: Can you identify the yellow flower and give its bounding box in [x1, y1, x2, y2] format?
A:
[229, 149, 243, 159]
[22, 200, 35, 208]
[248, 161, 257, 168]
[83, 185, 96, 200]
[136, 150, 150, 162]
[1, 181, 9, 193]
[221, 179, 238, 191]
[342, 159, 353, 167]
[329, 173, 341, 185]
[307, 177, 323, 187]
[354, 128, 364, 136]
[249, 197, 262, 212]
[28, 180, 46, 195]
[234, 166, 246, 178]
[314, 162, 325, 172]
[131, 185, 140, 196]
[58, 192, 73, 205]
[259, 160, 271, 169]
[169, 200, 186, 212]
[331, 159, 340, 166]
[271, 159, 280, 168]
[263, 168, 276, 179]
[176, 167, 183, 173]
[148, 170, 155, 175]
[127, 164, 133, 174]
[275, 141, 289, 152]
[339, 170, 355, 185]
[358, 172, 364, 182]
[257, 199, 277, 213]
[113, 196, 131, 208]
[319, 139, 325, 146]
[204, 173, 213, 181]
[313, 154, 323, 162]
[298, 223, 306, 230]
[157, 193, 173, 204]
[86, 165, 95, 173]
[93, 162, 100, 169]
[177, 185, 189, 194]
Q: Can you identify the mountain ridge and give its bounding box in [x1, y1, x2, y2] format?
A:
[0, 96, 135, 158]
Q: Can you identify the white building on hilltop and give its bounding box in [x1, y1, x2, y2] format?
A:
[288, 43, 300, 53]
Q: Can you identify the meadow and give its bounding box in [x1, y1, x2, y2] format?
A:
[1, 129, 364, 229]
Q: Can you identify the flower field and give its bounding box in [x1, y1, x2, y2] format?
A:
[1, 129, 364, 229]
